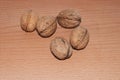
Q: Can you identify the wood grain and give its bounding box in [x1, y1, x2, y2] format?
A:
[0, 0, 120, 80]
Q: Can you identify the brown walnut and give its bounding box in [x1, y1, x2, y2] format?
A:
[50, 37, 72, 60]
[70, 26, 89, 50]
[20, 10, 38, 32]
[57, 9, 81, 28]
[36, 16, 57, 37]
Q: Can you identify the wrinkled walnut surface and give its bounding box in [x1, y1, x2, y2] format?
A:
[50, 37, 72, 60]
[36, 16, 57, 37]
[70, 26, 89, 50]
[21, 10, 38, 32]
[57, 9, 81, 28]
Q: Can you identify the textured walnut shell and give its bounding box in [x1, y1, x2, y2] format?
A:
[50, 37, 72, 60]
[70, 27, 89, 50]
[20, 10, 38, 32]
[57, 9, 81, 28]
[36, 16, 57, 37]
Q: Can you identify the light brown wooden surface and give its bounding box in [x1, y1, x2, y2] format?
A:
[0, 0, 120, 80]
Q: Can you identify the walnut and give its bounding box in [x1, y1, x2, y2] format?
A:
[20, 10, 38, 32]
[36, 16, 57, 37]
[70, 26, 89, 50]
[50, 37, 72, 60]
[57, 9, 81, 28]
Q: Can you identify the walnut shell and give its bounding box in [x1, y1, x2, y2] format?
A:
[36, 16, 57, 37]
[50, 37, 72, 60]
[20, 10, 38, 32]
[70, 26, 89, 50]
[57, 9, 81, 28]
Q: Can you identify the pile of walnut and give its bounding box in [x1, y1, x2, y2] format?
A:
[20, 9, 89, 60]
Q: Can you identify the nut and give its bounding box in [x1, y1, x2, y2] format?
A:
[36, 16, 57, 37]
[70, 26, 89, 50]
[20, 10, 38, 32]
[50, 37, 72, 60]
[57, 9, 81, 28]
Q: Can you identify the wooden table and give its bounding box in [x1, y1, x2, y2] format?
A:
[0, 0, 120, 80]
